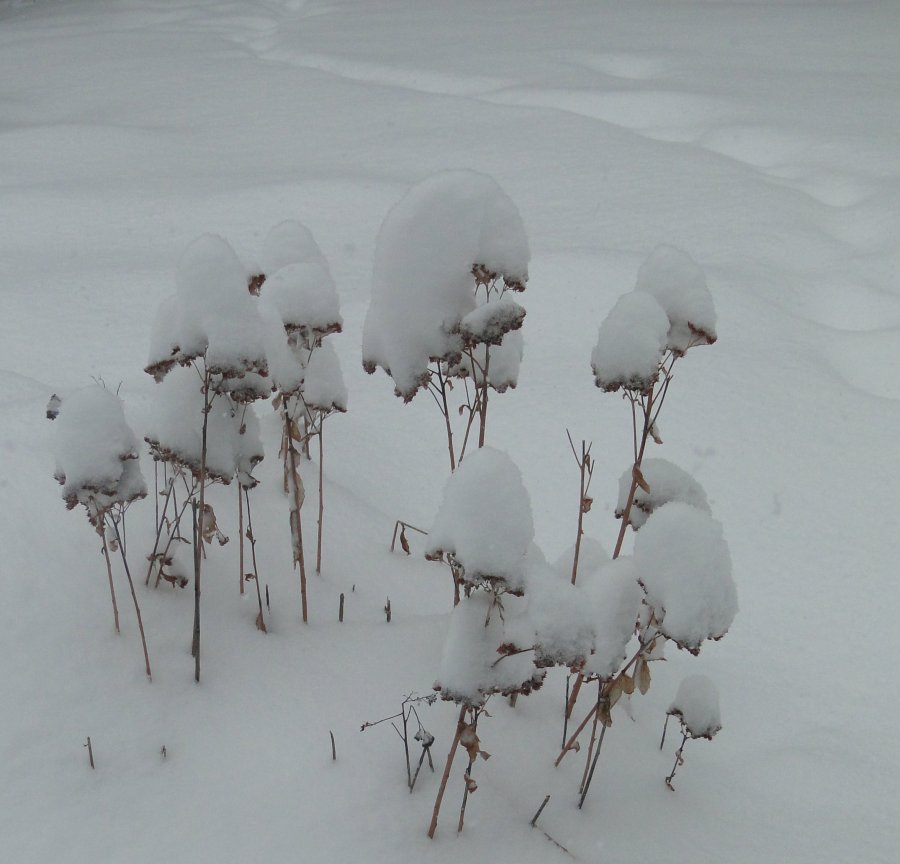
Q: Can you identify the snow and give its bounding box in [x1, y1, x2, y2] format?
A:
[144, 365, 263, 485]
[617, 457, 710, 529]
[302, 340, 348, 413]
[668, 675, 722, 740]
[634, 245, 717, 353]
[258, 219, 328, 276]
[633, 502, 738, 654]
[425, 446, 534, 594]
[262, 261, 342, 340]
[457, 295, 527, 347]
[52, 384, 146, 511]
[176, 235, 268, 380]
[591, 290, 670, 393]
[434, 591, 544, 707]
[362, 170, 530, 400]
[2, 1, 899, 862]
[580, 557, 644, 681]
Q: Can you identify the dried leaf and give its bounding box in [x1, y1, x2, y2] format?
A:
[479, 750, 491, 761]
[633, 465, 651, 493]
[598, 701, 613, 728]
[465, 775, 478, 793]
[608, 680, 624, 708]
[637, 659, 652, 695]
[620, 674, 635, 695]
[650, 422, 663, 445]
[581, 496, 593, 514]
[400, 526, 410, 555]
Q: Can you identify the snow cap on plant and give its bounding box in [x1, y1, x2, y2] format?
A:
[362, 170, 530, 401]
[145, 366, 263, 485]
[634, 245, 717, 354]
[667, 675, 722, 740]
[580, 556, 644, 680]
[434, 591, 544, 707]
[262, 261, 342, 346]
[616, 458, 710, 530]
[633, 501, 737, 654]
[52, 385, 146, 522]
[425, 446, 534, 595]
[591, 291, 669, 394]
[146, 235, 268, 385]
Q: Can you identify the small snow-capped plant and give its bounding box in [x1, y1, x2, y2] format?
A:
[661, 675, 722, 790]
[363, 170, 530, 472]
[145, 234, 269, 679]
[559, 247, 734, 803]
[254, 221, 346, 621]
[51, 385, 152, 679]
[425, 448, 544, 838]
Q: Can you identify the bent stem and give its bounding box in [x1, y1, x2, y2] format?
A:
[665, 730, 689, 791]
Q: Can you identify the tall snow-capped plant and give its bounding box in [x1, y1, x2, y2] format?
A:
[558, 246, 734, 801]
[362, 170, 530, 472]
[253, 221, 346, 621]
[145, 234, 269, 679]
[51, 385, 152, 680]
[424, 448, 545, 838]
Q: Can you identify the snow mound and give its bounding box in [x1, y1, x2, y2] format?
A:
[633, 502, 737, 653]
[668, 674, 722, 739]
[426, 447, 534, 594]
[363, 170, 530, 400]
[52, 385, 146, 515]
[617, 458, 709, 529]
[634, 245, 717, 352]
[552, 536, 610, 583]
[434, 592, 544, 707]
[591, 291, 669, 393]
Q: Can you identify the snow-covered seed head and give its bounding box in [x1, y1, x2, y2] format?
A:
[667, 675, 722, 740]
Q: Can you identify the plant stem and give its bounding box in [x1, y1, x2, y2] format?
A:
[428, 704, 467, 839]
[109, 515, 151, 680]
[316, 419, 324, 575]
[100, 528, 120, 634]
[238, 482, 244, 595]
[244, 487, 266, 633]
[284, 406, 308, 623]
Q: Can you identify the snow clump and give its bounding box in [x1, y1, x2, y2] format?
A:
[52, 385, 147, 518]
[363, 170, 530, 401]
[667, 675, 722, 739]
[591, 291, 669, 393]
[426, 447, 534, 595]
[617, 458, 710, 529]
[633, 501, 737, 653]
[434, 591, 544, 707]
[634, 245, 717, 353]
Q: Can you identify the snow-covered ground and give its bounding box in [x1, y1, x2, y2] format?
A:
[2, 1, 898, 861]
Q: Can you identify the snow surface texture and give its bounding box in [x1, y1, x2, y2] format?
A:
[668, 674, 722, 740]
[426, 446, 534, 594]
[2, 1, 899, 862]
[362, 170, 530, 399]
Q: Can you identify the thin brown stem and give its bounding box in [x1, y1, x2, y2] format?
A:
[244, 487, 266, 633]
[316, 419, 324, 575]
[100, 526, 120, 633]
[283, 405, 308, 623]
[428, 705, 467, 839]
[109, 515, 152, 680]
[238, 482, 245, 595]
